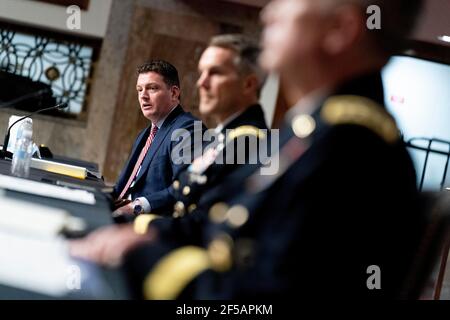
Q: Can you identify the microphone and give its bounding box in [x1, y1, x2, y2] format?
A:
[0, 102, 68, 159]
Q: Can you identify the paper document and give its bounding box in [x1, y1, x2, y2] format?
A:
[0, 174, 96, 205]
[0, 233, 71, 297]
[31, 158, 87, 179]
[0, 197, 86, 238]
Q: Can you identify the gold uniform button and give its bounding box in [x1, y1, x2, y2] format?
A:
[208, 234, 233, 272]
[173, 201, 185, 218]
[188, 204, 197, 214]
[226, 205, 249, 228]
[173, 180, 180, 190]
[209, 202, 229, 224]
[292, 114, 316, 138]
[182, 186, 191, 196]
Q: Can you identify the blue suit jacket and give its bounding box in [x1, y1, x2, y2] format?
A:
[113, 105, 200, 214]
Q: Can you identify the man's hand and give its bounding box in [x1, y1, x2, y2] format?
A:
[112, 202, 135, 218]
[113, 198, 132, 210]
[69, 224, 156, 267]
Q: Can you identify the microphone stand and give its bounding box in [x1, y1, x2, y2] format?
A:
[0, 102, 68, 160]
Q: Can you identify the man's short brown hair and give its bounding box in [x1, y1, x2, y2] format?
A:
[137, 60, 180, 88]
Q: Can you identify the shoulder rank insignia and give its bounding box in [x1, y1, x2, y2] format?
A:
[227, 125, 266, 141]
[143, 236, 233, 300]
[320, 95, 399, 144]
[143, 246, 210, 300]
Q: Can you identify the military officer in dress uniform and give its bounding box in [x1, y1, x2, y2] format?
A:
[121, 0, 426, 299]
[146, 34, 270, 246]
[166, 34, 268, 217]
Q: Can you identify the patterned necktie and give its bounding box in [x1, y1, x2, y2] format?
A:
[118, 125, 159, 199]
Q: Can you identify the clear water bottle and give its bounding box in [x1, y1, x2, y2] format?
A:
[11, 119, 33, 178]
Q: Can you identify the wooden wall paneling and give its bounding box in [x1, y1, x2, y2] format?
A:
[103, 7, 157, 182]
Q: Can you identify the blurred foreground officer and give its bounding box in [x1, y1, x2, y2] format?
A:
[123, 0, 426, 299]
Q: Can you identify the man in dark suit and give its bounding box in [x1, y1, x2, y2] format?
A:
[121, 0, 427, 299]
[111, 60, 199, 216]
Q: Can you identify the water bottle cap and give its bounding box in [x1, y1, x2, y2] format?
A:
[21, 119, 33, 129]
[19, 119, 33, 139]
[22, 130, 32, 139]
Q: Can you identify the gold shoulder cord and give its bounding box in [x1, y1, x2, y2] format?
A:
[320, 95, 399, 144]
[143, 236, 233, 299]
[143, 246, 210, 300]
[227, 125, 266, 141]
